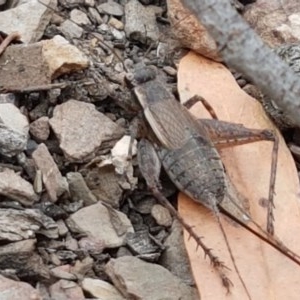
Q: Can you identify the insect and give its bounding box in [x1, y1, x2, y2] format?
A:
[127, 64, 300, 298]
[29, 1, 300, 297]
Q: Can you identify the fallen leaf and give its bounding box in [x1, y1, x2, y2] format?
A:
[177, 51, 300, 299]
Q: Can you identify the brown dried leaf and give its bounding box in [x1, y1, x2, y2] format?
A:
[177, 52, 300, 299]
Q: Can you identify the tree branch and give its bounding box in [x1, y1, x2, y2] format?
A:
[181, 0, 300, 127]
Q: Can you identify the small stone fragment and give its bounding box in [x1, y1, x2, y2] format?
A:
[159, 220, 195, 285]
[70, 8, 91, 25]
[0, 208, 57, 241]
[124, 0, 160, 44]
[66, 202, 134, 248]
[82, 278, 125, 300]
[0, 168, 38, 206]
[32, 143, 69, 202]
[0, 103, 29, 156]
[84, 166, 123, 208]
[0, 0, 57, 43]
[49, 100, 124, 162]
[30, 116, 50, 141]
[97, 0, 124, 16]
[0, 239, 50, 281]
[108, 17, 124, 30]
[0, 36, 88, 91]
[126, 230, 161, 258]
[151, 204, 172, 227]
[59, 19, 84, 39]
[67, 172, 97, 206]
[42, 35, 89, 79]
[49, 279, 85, 300]
[105, 256, 199, 300]
[57, 220, 69, 236]
[0, 274, 42, 300]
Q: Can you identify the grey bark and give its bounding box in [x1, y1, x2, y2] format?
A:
[181, 0, 300, 127]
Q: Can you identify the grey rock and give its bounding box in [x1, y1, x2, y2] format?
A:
[49, 279, 85, 300]
[70, 8, 91, 25]
[49, 100, 124, 162]
[126, 230, 161, 259]
[151, 204, 173, 227]
[32, 143, 69, 202]
[0, 208, 57, 241]
[82, 278, 125, 300]
[160, 220, 195, 285]
[105, 256, 199, 300]
[124, 0, 159, 45]
[0, 103, 29, 156]
[0, 274, 42, 300]
[111, 27, 125, 40]
[0, 239, 50, 281]
[84, 166, 122, 208]
[97, 0, 124, 16]
[88, 7, 103, 25]
[0, 0, 57, 43]
[59, 19, 84, 39]
[29, 116, 50, 141]
[0, 168, 38, 206]
[66, 202, 134, 248]
[67, 172, 97, 206]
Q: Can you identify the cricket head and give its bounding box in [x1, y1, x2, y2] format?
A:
[125, 65, 157, 88]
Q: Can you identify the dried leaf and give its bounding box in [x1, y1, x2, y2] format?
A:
[177, 52, 300, 299]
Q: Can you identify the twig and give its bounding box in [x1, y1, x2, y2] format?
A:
[0, 32, 21, 56]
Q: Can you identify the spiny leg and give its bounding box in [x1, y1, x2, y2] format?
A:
[199, 119, 279, 235]
[184, 95, 219, 119]
[137, 138, 232, 292]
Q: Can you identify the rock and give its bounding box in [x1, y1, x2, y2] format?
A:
[67, 172, 97, 206]
[243, 0, 300, 47]
[97, 0, 124, 16]
[32, 143, 69, 202]
[167, 0, 220, 61]
[66, 202, 134, 248]
[0, 208, 57, 241]
[71, 256, 94, 278]
[0, 93, 16, 104]
[42, 35, 89, 79]
[0, 36, 89, 91]
[49, 100, 124, 162]
[84, 165, 123, 208]
[0, 168, 38, 206]
[124, 0, 160, 45]
[0, 0, 57, 43]
[0, 239, 50, 280]
[30, 116, 50, 141]
[50, 265, 77, 281]
[0, 103, 29, 156]
[49, 279, 85, 300]
[126, 230, 161, 259]
[59, 19, 84, 39]
[110, 135, 137, 189]
[159, 220, 195, 285]
[105, 256, 199, 300]
[70, 8, 91, 25]
[108, 17, 124, 30]
[57, 220, 69, 236]
[0, 274, 42, 300]
[82, 278, 125, 300]
[151, 204, 173, 227]
[111, 27, 126, 40]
